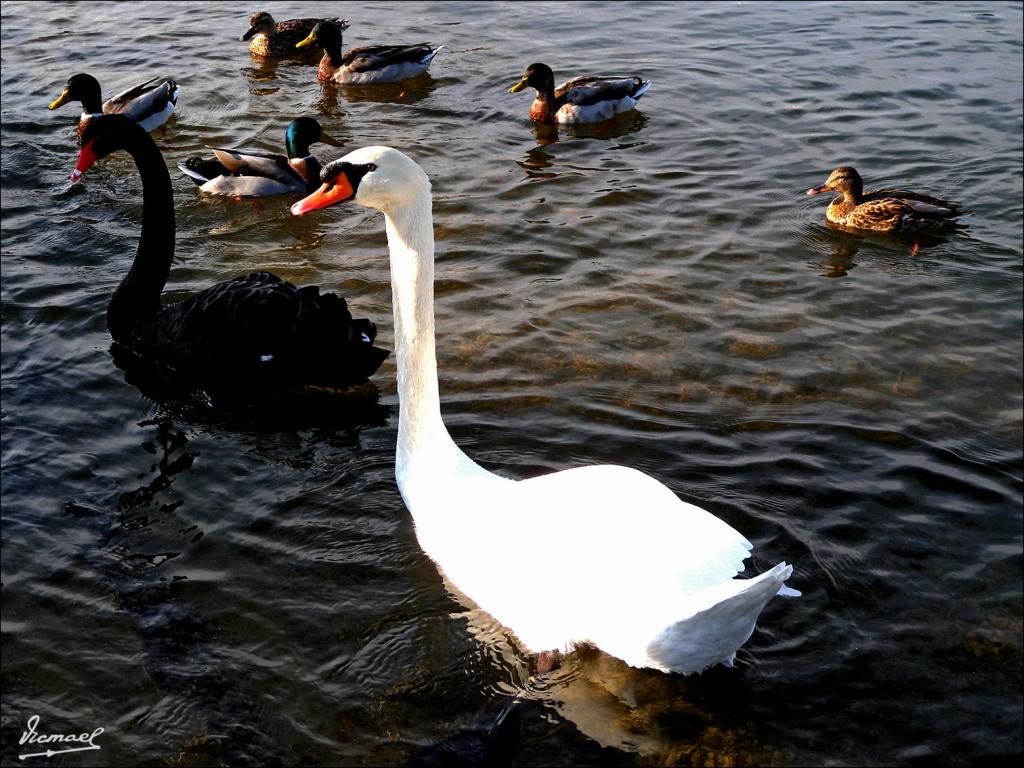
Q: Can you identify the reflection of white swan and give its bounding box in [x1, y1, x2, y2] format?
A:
[292, 147, 799, 674]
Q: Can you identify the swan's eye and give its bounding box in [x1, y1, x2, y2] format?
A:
[366, 163, 377, 172]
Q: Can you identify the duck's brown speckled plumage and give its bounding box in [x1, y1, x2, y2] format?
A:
[807, 166, 965, 232]
[240, 11, 349, 58]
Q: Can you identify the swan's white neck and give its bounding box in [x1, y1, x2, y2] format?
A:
[380, 193, 465, 489]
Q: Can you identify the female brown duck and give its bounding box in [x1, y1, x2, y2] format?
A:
[240, 11, 348, 57]
[806, 166, 965, 232]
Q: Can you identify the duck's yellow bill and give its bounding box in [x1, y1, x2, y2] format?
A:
[291, 177, 355, 216]
[49, 89, 71, 110]
[295, 31, 316, 48]
[508, 80, 528, 93]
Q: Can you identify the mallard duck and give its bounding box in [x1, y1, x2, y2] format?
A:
[178, 117, 343, 197]
[240, 11, 349, 58]
[290, 147, 799, 675]
[68, 115, 388, 401]
[49, 73, 178, 140]
[295, 21, 441, 84]
[509, 63, 651, 124]
[806, 167, 965, 232]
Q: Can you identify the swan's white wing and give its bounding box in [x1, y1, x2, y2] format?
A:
[409, 463, 754, 655]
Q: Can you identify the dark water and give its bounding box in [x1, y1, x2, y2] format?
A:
[2, 1, 1022, 765]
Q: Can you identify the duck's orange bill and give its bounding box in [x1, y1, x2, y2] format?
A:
[290, 176, 354, 216]
[805, 184, 828, 195]
[72, 140, 98, 183]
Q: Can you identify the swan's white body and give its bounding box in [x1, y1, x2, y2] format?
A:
[297, 147, 798, 674]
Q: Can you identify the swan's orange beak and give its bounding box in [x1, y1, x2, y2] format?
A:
[291, 176, 355, 215]
[72, 139, 98, 183]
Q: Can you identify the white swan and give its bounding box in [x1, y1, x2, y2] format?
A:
[291, 146, 800, 674]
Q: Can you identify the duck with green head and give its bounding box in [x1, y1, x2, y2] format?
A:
[295, 21, 442, 84]
[509, 62, 651, 124]
[49, 72, 178, 140]
[178, 117, 344, 197]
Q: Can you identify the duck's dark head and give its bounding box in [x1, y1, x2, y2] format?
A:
[72, 114, 138, 182]
[285, 117, 343, 158]
[49, 73, 103, 113]
[295, 21, 343, 55]
[806, 166, 864, 199]
[240, 11, 275, 41]
[509, 63, 556, 96]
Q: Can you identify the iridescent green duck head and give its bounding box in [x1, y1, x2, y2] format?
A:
[49, 73, 104, 114]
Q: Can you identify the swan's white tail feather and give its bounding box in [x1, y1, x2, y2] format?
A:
[645, 562, 795, 674]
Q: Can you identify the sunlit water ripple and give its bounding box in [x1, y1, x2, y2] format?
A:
[2, 1, 1021, 766]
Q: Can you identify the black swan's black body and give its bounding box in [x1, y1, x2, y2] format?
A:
[77, 114, 388, 400]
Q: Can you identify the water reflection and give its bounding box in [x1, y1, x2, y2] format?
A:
[799, 214, 966, 278]
[808, 239, 860, 278]
[517, 146, 557, 179]
[117, 417, 196, 525]
[87, 417, 282, 765]
[111, 343, 391, 432]
[240, 49, 321, 89]
[526, 110, 650, 149]
[456, 606, 790, 765]
[336, 74, 439, 106]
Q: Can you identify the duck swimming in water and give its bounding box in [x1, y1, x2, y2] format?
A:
[295, 21, 442, 84]
[508, 62, 651, 124]
[178, 117, 343, 198]
[49, 72, 178, 141]
[806, 166, 965, 232]
[240, 11, 348, 58]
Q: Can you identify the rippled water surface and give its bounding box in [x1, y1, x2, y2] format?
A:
[2, 1, 1022, 765]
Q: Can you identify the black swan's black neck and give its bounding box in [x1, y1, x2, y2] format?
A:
[107, 123, 175, 342]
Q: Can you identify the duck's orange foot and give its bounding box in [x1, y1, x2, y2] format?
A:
[535, 650, 561, 675]
[911, 234, 921, 257]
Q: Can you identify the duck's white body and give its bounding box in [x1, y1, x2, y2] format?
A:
[102, 76, 178, 132]
[295, 147, 798, 674]
[319, 45, 442, 85]
[550, 77, 652, 124]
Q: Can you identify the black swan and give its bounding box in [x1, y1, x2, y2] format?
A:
[71, 114, 388, 402]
